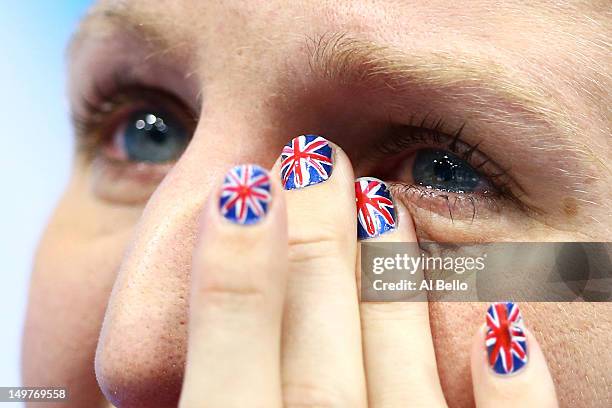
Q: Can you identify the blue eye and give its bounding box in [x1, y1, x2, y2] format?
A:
[118, 109, 190, 163]
[412, 148, 486, 193]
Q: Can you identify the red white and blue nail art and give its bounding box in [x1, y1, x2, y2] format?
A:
[355, 177, 396, 240]
[281, 135, 333, 190]
[219, 164, 271, 225]
[485, 302, 528, 375]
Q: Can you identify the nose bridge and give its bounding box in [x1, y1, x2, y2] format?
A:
[95, 104, 282, 406]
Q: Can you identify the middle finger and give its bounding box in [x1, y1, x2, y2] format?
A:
[275, 135, 367, 407]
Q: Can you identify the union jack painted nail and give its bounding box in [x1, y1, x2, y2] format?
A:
[485, 302, 528, 375]
[219, 164, 272, 225]
[355, 177, 396, 240]
[280, 135, 333, 190]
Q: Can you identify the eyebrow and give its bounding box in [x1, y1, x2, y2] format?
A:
[305, 32, 610, 174]
[70, 6, 606, 172]
[68, 3, 179, 59]
[308, 33, 573, 139]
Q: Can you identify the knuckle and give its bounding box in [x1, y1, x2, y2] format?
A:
[361, 302, 429, 323]
[178, 399, 199, 408]
[283, 382, 355, 408]
[288, 229, 345, 265]
[196, 276, 268, 312]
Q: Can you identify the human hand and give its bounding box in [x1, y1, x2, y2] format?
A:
[178, 136, 558, 407]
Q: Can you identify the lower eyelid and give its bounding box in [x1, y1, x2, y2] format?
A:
[389, 183, 504, 223]
[89, 155, 172, 205]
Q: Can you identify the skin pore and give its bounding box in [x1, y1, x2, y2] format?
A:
[23, 1, 611, 407]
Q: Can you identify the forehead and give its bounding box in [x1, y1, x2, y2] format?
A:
[86, 0, 600, 46]
[77, 0, 609, 131]
[79, 0, 608, 92]
[95, 0, 607, 38]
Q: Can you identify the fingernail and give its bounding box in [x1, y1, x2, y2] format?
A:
[281, 134, 333, 190]
[355, 177, 396, 240]
[485, 302, 528, 375]
[219, 164, 271, 225]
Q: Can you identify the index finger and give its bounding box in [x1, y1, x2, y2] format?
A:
[179, 164, 287, 408]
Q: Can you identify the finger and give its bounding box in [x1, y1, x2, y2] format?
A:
[471, 302, 558, 408]
[358, 194, 447, 408]
[179, 164, 287, 408]
[275, 135, 367, 407]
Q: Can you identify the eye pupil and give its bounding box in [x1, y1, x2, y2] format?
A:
[150, 130, 167, 144]
[121, 109, 190, 163]
[432, 156, 456, 182]
[413, 149, 484, 193]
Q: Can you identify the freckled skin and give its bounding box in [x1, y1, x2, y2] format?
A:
[22, 1, 611, 407]
[563, 197, 579, 217]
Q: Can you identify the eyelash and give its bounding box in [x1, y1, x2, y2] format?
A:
[370, 117, 529, 222]
[73, 78, 529, 221]
[72, 75, 197, 158]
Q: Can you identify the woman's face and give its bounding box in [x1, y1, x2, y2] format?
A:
[23, 1, 611, 407]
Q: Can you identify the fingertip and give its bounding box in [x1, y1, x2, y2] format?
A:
[355, 177, 398, 241]
[192, 163, 288, 296]
[470, 322, 488, 365]
[322, 137, 357, 193]
[471, 303, 558, 408]
[278, 134, 347, 191]
[367, 200, 417, 243]
[275, 134, 357, 246]
[199, 163, 287, 231]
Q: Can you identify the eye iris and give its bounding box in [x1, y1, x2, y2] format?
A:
[413, 149, 481, 193]
[122, 110, 189, 163]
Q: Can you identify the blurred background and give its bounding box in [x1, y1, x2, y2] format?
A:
[0, 0, 92, 402]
